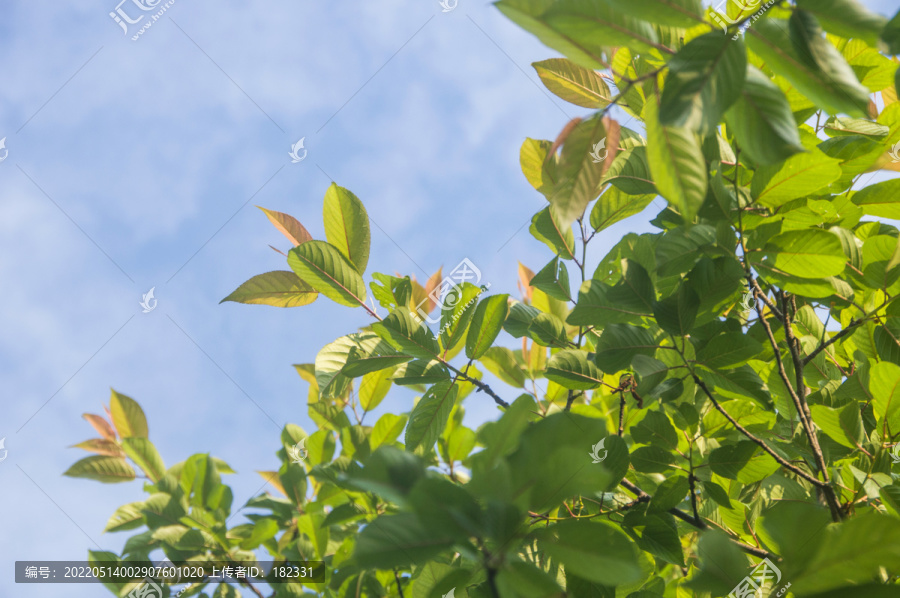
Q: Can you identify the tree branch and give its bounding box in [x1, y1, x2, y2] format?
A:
[693, 376, 827, 489]
[618, 479, 775, 560]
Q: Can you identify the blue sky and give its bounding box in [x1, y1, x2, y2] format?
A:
[0, 1, 897, 597]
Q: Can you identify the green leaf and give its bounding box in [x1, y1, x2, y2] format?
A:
[288, 240, 367, 307]
[851, 179, 900, 219]
[354, 512, 455, 569]
[630, 445, 675, 473]
[256, 206, 312, 246]
[109, 390, 148, 439]
[530, 206, 576, 259]
[405, 380, 459, 452]
[622, 511, 684, 566]
[593, 323, 656, 374]
[323, 183, 370, 274]
[787, 512, 900, 595]
[653, 285, 700, 337]
[466, 295, 510, 360]
[870, 361, 900, 432]
[602, 146, 657, 196]
[496, 560, 565, 598]
[697, 333, 763, 370]
[545, 349, 604, 390]
[645, 98, 707, 222]
[316, 332, 395, 399]
[750, 150, 843, 208]
[533, 58, 611, 108]
[724, 65, 805, 166]
[632, 411, 678, 449]
[550, 114, 610, 228]
[809, 403, 864, 449]
[521, 137, 557, 198]
[121, 438, 165, 483]
[605, 0, 702, 27]
[589, 186, 654, 233]
[439, 282, 483, 351]
[220, 271, 317, 307]
[534, 520, 642, 587]
[104, 502, 146, 532]
[795, 0, 887, 47]
[64, 456, 136, 483]
[373, 309, 440, 360]
[479, 347, 527, 388]
[746, 15, 870, 117]
[824, 116, 890, 139]
[527, 312, 569, 348]
[709, 441, 779, 484]
[360, 367, 396, 412]
[495, 0, 666, 69]
[755, 229, 847, 278]
[659, 33, 746, 136]
[342, 354, 411, 378]
[371, 413, 407, 450]
[649, 475, 690, 512]
[530, 256, 571, 302]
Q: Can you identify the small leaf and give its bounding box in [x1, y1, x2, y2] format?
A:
[709, 441, 779, 484]
[590, 186, 654, 233]
[257, 206, 312, 246]
[220, 271, 317, 307]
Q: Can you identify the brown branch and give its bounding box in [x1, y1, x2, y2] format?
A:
[693, 376, 826, 489]
[778, 293, 842, 521]
[619, 479, 774, 560]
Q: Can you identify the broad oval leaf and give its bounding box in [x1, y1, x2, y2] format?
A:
[750, 150, 842, 208]
[545, 350, 603, 390]
[534, 520, 642, 586]
[659, 32, 747, 136]
[724, 64, 805, 166]
[288, 240, 367, 307]
[373, 309, 441, 360]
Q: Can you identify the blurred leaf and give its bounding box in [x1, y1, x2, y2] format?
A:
[64, 456, 136, 483]
[534, 520, 642, 586]
[109, 390, 148, 439]
[121, 438, 165, 483]
[659, 33, 746, 136]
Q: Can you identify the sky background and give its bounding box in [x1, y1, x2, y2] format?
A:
[0, 1, 897, 597]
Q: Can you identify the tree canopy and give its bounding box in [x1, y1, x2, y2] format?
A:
[66, 1, 900, 596]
